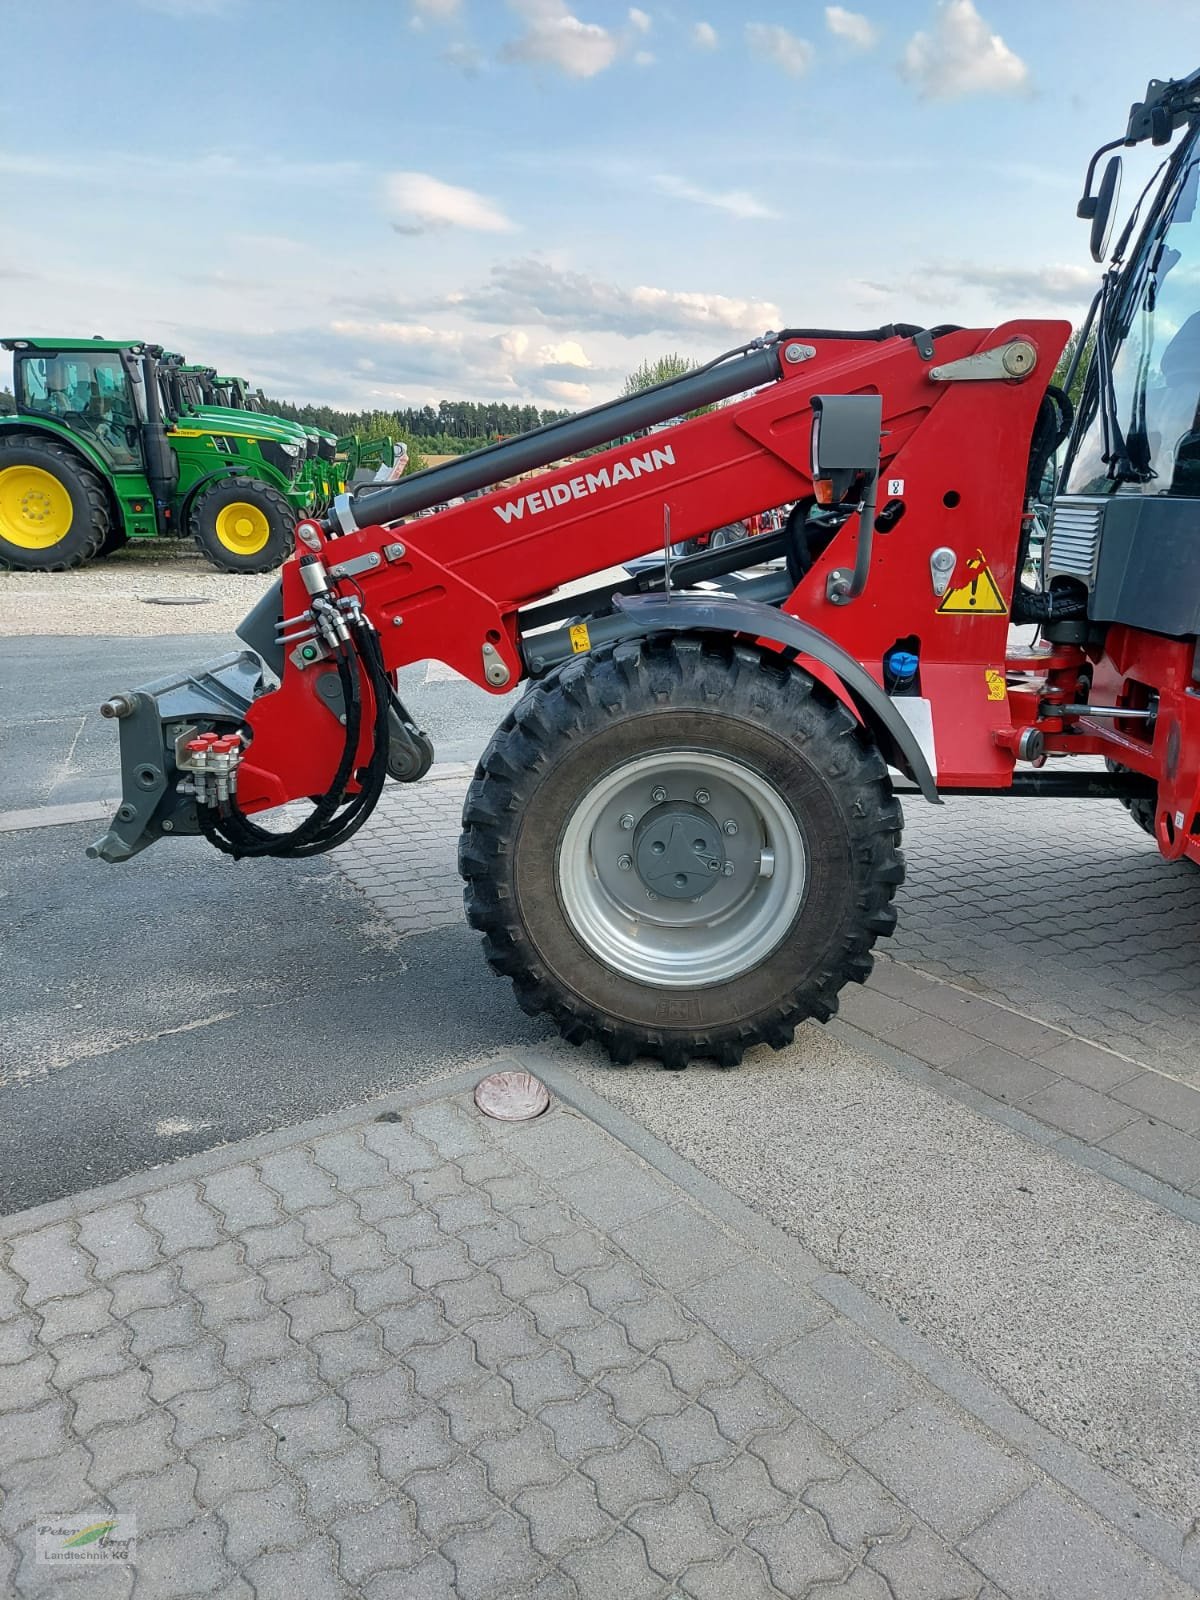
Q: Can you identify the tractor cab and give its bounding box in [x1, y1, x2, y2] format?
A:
[11, 342, 144, 472]
[1048, 69, 1200, 637]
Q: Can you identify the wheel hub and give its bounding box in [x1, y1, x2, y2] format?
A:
[633, 802, 725, 900]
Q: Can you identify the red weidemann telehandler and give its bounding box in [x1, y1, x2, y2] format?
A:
[92, 69, 1200, 1069]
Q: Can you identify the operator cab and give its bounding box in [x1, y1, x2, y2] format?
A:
[1048, 70, 1200, 636]
[12, 346, 141, 468]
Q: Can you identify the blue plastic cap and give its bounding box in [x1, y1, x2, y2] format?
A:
[887, 650, 919, 677]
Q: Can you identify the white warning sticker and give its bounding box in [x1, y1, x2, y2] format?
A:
[887, 478, 905, 495]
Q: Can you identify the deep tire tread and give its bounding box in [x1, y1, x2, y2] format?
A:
[0, 437, 112, 571]
[460, 634, 904, 1070]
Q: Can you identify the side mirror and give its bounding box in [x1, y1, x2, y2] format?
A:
[1090, 155, 1123, 262]
[810, 393, 883, 505]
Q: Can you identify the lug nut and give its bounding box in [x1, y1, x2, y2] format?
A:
[651, 786, 667, 804]
[619, 813, 635, 830]
[722, 819, 738, 835]
[618, 854, 632, 871]
[722, 862, 735, 877]
[694, 788, 710, 804]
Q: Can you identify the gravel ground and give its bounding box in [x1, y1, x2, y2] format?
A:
[0, 541, 273, 636]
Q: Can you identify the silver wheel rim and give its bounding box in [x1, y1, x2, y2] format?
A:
[556, 749, 807, 987]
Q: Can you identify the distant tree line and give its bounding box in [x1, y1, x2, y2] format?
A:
[259, 396, 574, 456]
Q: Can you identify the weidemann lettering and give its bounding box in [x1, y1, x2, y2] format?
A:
[493, 445, 676, 524]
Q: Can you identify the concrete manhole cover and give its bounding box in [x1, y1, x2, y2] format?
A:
[138, 595, 214, 606]
[474, 1070, 550, 1121]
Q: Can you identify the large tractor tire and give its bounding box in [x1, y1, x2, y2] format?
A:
[190, 477, 294, 574]
[461, 635, 904, 1068]
[0, 435, 111, 571]
[1105, 757, 1158, 838]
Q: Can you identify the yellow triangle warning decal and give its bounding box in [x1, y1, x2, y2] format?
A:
[937, 551, 1008, 615]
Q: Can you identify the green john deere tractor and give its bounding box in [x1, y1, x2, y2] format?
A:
[0, 339, 312, 573]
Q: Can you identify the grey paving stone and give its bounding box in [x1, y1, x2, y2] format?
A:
[1034, 1036, 1141, 1091]
[323, 1230, 392, 1282]
[142, 1334, 225, 1402]
[576, 1259, 651, 1313]
[192, 1428, 281, 1505]
[509, 1199, 577, 1245]
[88, 1409, 177, 1491]
[244, 1352, 324, 1416]
[701, 1371, 789, 1444]
[135, 1516, 234, 1597]
[1022, 1078, 1136, 1142]
[552, 1162, 677, 1231]
[580, 1432, 675, 1519]
[693, 1450, 789, 1534]
[477, 1423, 570, 1498]
[408, 1240, 476, 1292]
[166, 1377, 249, 1448]
[37, 1287, 112, 1343]
[539, 1390, 623, 1460]
[311, 1131, 392, 1191]
[493, 1112, 617, 1180]
[302, 1200, 364, 1247]
[250, 1538, 352, 1600]
[0, 1443, 95, 1535]
[506, 1348, 585, 1412]
[0, 1316, 38, 1366]
[440, 1375, 526, 1445]
[354, 1183, 419, 1226]
[377, 1209, 442, 1257]
[300, 1443, 383, 1520]
[221, 1479, 310, 1567]
[0, 1349, 55, 1408]
[8, 1223, 91, 1304]
[365, 1550, 457, 1598]
[310, 1322, 389, 1383]
[436, 1269, 510, 1329]
[805, 1466, 910, 1551]
[70, 1370, 152, 1435]
[409, 1101, 487, 1161]
[943, 1045, 1059, 1102]
[490, 1248, 563, 1301]
[442, 1509, 545, 1600]
[373, 1411, 457, 1483]
[108, 1459, 198, 1533]
[681, 1258, 828, 1357]
[656, 1327, 741, 1395]
[140, 1183, 223, 1253]
[426, 1191, 495, 1234]
[1100, 1117, 1200, 1190]
[629, 1488, 726, 1576]
[518, 1473, 615, 1558]
[406, 1455, 499, 1541]
[852, 1401, 1033, 1541]
[179, 1241, 247, 1289]
[378, 1299, 447, 1357]
[678, 1545, 780, 1600]
[750, 1417, 847, 1495]
[812, 1566, 895, 1598]
[204, 1165, 281, 1232]
[407, 1331, 483, 1399]
[283, 1286, 358, 1342]
[761, 1322, 923, 1443]
[866, 1522, 990, 1600]
[1111, 1070, 1200, 1133]
[258, 1148, 340, 1213]
[559, 1318, 639, 1380]
[270, 1394, 356, 1466]
[561, 1527, 661, 1597]
[642, 1403, 731, 1476]
[747, 1503, 851, 1593]
[108, 1264, 179, 1318]
[76, 1203, 162, 1281]
[886, 1012, 981, 1068]
[195, 1274, 269, 1328]
[345, 1261, 420, 1316]
[127, 1300, 203, 1361]
[363, 1120, 442, 1174]
[962, 1483, 1189, 1600]
[611, 1203, 742, 1291]
[332, 1499, 425, 1586]
[597, 1357, 688, 1425]
[239, 1221, 308, 1268]
[343, 1367, 417, 1428]
[468, 1306, 543, 1369]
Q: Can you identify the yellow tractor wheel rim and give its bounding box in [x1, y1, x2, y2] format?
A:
[0, 465, 74, 550]
[214, 502, 271, 556]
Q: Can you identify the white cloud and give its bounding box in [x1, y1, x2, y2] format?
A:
[825, 6, 878, 49]
[628, 6, 651, 31]
[503, 0, 619, 77]
[745, 22, 813, 78]
[545, 378, 593, 403]
[692, 20, 717, 49]
[652, 174, 780, 221]
[923, 261, 1094, 307]
[453, 258, 780, 339]
[538, 339, 591, 367]
[411, 0, 461, 16]
[383, 172, 516, 234]
[900, 1, 1028, 100]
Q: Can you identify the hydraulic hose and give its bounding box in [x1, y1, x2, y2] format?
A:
[199, 616, 392, 859]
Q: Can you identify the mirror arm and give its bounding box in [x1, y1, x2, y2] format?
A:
[1077, 136, 1126, 217]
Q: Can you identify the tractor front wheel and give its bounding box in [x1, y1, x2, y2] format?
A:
[0, 436, 111, 571]
[190, 477, 294, 574]
[460, 635, 904, 1068]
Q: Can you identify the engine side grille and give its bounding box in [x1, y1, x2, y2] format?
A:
[1046, 497, 1104, 586]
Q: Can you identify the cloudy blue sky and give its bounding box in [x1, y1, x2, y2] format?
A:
[0, 0, 1190, 410]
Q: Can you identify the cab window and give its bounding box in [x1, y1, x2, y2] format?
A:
[15, 351, 140, 467]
